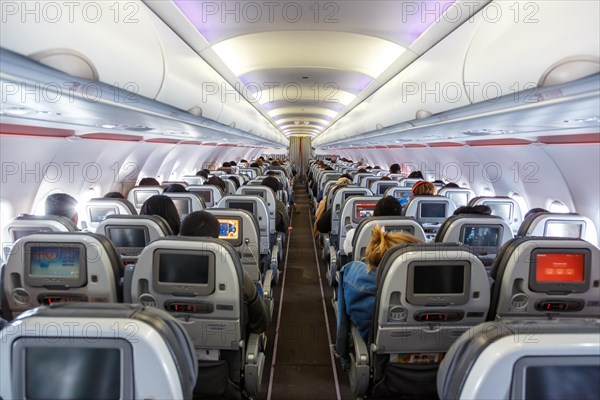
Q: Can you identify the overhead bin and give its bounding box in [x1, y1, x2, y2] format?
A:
[464, 1, 600, 103]
[0, 1, 165, 99]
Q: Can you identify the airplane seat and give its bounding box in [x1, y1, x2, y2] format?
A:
[236, 185, 281, 260]
[96, 214, 173, 263]
[327, 196, 381, 286]
[387, 173, 408, 181]
[162, 192, 206, 219]
[81, 197, 137, 231]
[370, 180, 401, 196]
[517, 211, 598, 244]
[222, 178, 237, 195]
[437, 319, 600, 400]
[352, 173, 373, 185]
[127, 185, 164, 212]
[361, 176, 380, 189]
[341, 243, 490, 399]
[468, 196, 523, 234]
[129, 237, 266, 398]
[188, 185, 223, 208]
[218, 195, 278, 284]
[435, 214, 514, 272]
[488, 237, 600, 321]
[1, 232, 124, 320]
[351, 216, 427, 261]
[0, 302, 198, 400]
[403, 196, 457, 242]
[437, 187, 476, 208]
[319, 172, 342, 192]
[385, 186, 413, 207]
[398, 178, 422, 188]
[204, 208, 275, 314]
[329, 188, 374, 249]
[1, 214, 78, 263]
[239, 168, 257, 179]
[182, 175, 205, 185]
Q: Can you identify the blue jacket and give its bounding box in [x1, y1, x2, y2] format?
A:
[335, 260, 377, 366]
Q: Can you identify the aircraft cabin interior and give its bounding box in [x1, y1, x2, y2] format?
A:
[0, 1, 599, 399]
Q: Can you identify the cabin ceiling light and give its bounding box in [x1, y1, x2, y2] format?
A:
[6, 107, 31, 115]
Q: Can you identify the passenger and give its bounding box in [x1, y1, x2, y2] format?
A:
[261, 176, 291, 232]
[206, 176, 226, 194]
[442, 182, 460, 189]
[453, 205, 492, 216]
[163, 183, 188, 193]
[412, 181, 436, 196]
[343, 196, 402, 254]
[524, 207, 549, 220]
[389, 163, 401, 174]
[407, 171, 424, 179]
[138, 177, 160, 186]
[140, 195, 180, 235]
[180, 211, 270, 333]
[314, 177, 352, 235]
[103, 191, 125, 199]
[195, 169, 210, 180]
[45, 193, 78, 225]
[335, 227, 423, 363]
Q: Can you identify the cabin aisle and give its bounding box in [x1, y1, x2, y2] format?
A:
[259, 188, 353, 400]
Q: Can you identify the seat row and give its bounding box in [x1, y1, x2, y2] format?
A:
[335, 236, 599, 398]
[0, 231, 269, 398]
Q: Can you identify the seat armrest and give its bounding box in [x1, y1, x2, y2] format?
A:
[123, 264, 135, 303]
[246, 333, 265, 364]
[351, 325, 369, 366]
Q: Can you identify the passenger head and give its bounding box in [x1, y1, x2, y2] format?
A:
[412, 181, 436, 196]
[453, 205, 492, 216]
[222, 162, 231, 168]
[356, 168, 368, 174]
[261, 176, 281, 193]
[389, 163, 401, 174]
[328, 177, 352, 200]
[524, 207, 549, 220]
[45, 193, 78, 224]
[250, 162, 260, 168]
[139, 177, 160, 186]
[374, 196, 402, 217]
[140, 195, 181, 235]
[163, 184, 188, 193]
[379, 176, 391, 181]
[365, 227, 422, 272]
[407, 171, 424, 179]
[103, 192, 125, 199]
[180, 211, 220, 238]
[271, 160, 281, 166]
[340, 173, 353, 180]
[230, 161, 237, 167]
[442, 182, 460, 189]
[206, 176, 226, 193]
[196, 169, 210, 179]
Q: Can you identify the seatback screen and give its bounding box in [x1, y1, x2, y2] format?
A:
[525, 365, 600, 400]
[377, 183, 396, 195]
[245, 190, 265, 199]
[229, 202, 255, 214]
[413, 265, 464, 294]
[354, 203, 376, 222]
[449, 192, 469, 207]
[420, 202, 446, 218]
[342, 192, 364, 203]
[487, 202, 512, 220]
[194, 190, 212, 204]
[89, 207, 118, 223]
[30, 246, 80, 278]
[219, 218, 239, 240]
[11, 228, 51, 241]
[134, 190, 158, 206]
[545, 221, 582, 238]
[535, 253, 585, 283]
[462, 226, 500, 248]
[107, 228, 147, 248]
[171, 198, 191, 216]
[159, 253, 209, 284]
[26, 347, 121, 400]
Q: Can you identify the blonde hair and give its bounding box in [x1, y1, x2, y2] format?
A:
[412, 181, 436, 196]
[365, 226, 423, 272]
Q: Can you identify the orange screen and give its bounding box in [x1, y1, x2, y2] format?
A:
[535, 253, 585, 283]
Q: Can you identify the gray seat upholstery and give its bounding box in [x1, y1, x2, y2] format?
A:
[127, 237, 266, 397]
[1, 232, 123, 320]
[0, 303, 198, 400]
[437, 319, 600, 400]
[81, 197, 137, 231]
[517, 211, 598, 244]
[342, 243, 490, 398]
[488, 237, 600, 320]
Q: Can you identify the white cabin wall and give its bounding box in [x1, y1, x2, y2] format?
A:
[335, 143, 599, 241]
[0, 135, 264, 221]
